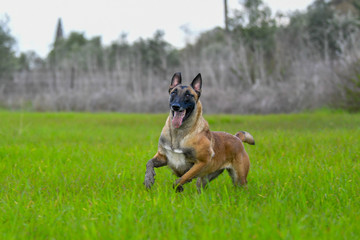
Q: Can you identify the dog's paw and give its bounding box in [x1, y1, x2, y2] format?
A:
[173, 179, 184, 192]
[175, 185, 184, 192]
[144, 169, 156, 189]
[144, 178, 154, 189]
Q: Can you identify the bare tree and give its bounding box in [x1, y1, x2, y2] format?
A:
[224, 0, 229, 32]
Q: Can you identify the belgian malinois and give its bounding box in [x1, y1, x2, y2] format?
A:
[144, 72, 255, 192]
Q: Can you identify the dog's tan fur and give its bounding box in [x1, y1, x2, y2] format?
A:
[144, 73, 254, 192]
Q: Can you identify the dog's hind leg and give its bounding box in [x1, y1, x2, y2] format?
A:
[228, 153, 250, 187]
[226, 168, 236, 185]
[226, 168, 246, 187]
[196, 169, 225, 193]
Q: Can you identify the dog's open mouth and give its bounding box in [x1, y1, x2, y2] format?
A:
[172, 110, 186, 128]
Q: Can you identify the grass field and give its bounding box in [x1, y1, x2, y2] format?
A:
[0, 110, 359, 239]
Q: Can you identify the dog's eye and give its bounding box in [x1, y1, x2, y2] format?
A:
[171, 90, 177, 96]
[185, 94, 192, 101]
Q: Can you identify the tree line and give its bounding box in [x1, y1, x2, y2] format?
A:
[1, 0, 360, 113]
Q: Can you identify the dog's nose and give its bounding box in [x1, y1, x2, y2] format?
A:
[171, 104, 181, 111]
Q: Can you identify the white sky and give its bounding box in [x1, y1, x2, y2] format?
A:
[1, 0, 313, 58]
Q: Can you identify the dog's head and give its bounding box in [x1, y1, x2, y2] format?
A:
[168, 72, 202, 129]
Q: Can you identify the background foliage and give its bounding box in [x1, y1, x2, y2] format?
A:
[0, 0, 360, 113]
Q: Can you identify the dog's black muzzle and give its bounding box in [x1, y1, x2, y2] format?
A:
[171, 103, 183, 112]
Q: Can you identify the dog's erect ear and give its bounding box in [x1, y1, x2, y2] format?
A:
[169, 72, 182, 93]
[190, 73, 202, 98]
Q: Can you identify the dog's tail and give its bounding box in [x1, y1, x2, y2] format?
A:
[235, 131, 255, 145]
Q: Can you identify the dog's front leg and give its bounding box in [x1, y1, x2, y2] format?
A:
[144, 152, 167, 189]
[173, 161, 206, 192]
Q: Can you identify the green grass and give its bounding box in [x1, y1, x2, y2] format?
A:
[0, 111, 359, 239]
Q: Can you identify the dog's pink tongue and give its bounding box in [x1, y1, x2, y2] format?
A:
[172, 111, 185, 128]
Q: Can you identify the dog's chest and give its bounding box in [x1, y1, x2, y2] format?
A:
[163, 145, 193, 173]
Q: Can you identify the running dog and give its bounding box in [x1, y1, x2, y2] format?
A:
[144, 72, 255, 192]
